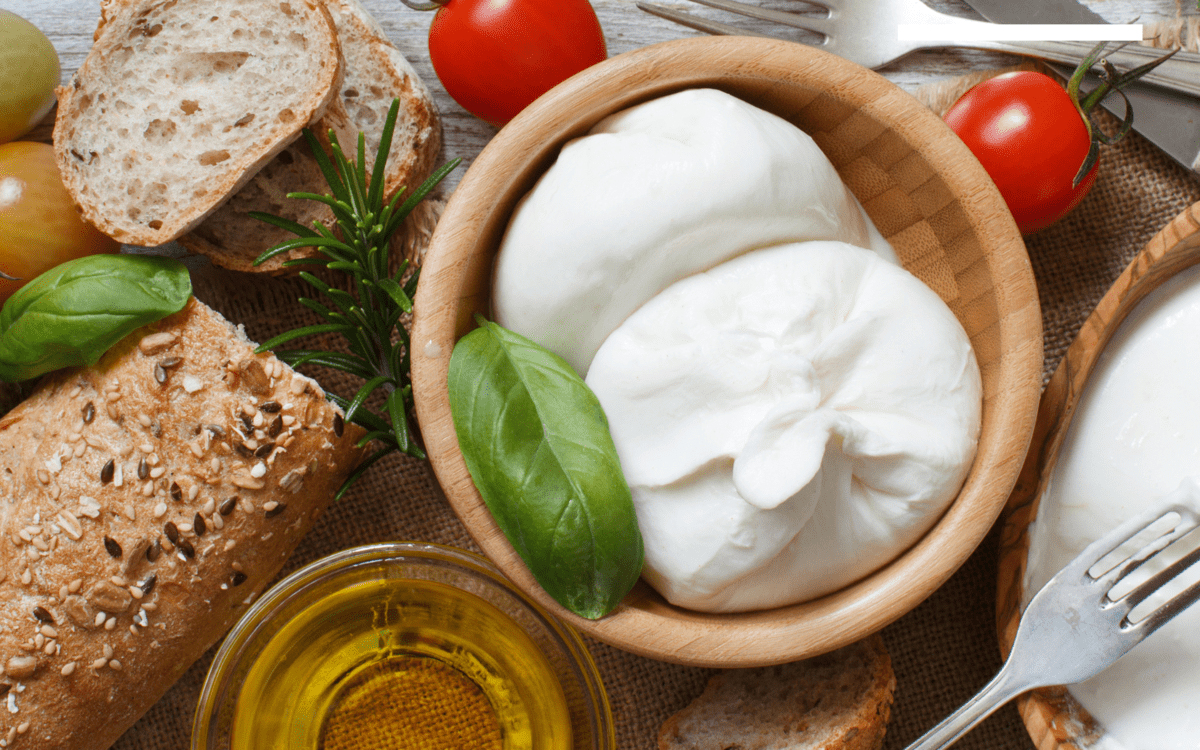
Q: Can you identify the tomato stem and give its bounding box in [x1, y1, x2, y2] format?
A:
[1064, 41, 1178, 188]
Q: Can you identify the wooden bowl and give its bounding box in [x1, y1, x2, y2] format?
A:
[412, 36, 1043, 668]
[997, 203, 1200, 747]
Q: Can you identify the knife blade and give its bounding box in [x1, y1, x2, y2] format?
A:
[960, 0, 1200, 173]
[960, 0, 1105, 24]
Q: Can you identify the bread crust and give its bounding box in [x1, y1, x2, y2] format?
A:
[53, 0, 344, 246]
[178, 0, 442, 274]
[0, 297, 364, 749]
[657, 634, 896, 750]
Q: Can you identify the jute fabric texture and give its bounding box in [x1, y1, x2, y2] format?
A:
[109, 69, 1200, 750]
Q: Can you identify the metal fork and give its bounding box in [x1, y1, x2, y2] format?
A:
[903, 503, 1200, 750]
[637, 0, 1200, 99]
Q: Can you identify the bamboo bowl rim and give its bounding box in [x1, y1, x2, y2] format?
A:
[997, 202, 1200, 747]
[412, 36, 1043, 667]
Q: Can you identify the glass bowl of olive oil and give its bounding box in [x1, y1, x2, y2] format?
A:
[192, 542, 615, 750]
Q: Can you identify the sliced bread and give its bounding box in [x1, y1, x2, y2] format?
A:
[657, 635, 896, 750]
[53, 0, 343, 246]
[179, 0, 442, 274]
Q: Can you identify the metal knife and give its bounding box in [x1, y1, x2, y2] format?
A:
[959, 0, 1200, 173]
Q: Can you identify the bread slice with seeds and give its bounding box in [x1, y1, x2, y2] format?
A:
[657, 634, 896, 750]
[52, 0, 343, 246]
[179, 0, 441, 274]
[0, 297, 363, 749]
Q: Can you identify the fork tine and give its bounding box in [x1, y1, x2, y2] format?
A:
[1029, 506, 1194, 616]
[635, 1, 775, 38]
[680, 0, 831, 35]
[1099, 507, 1200, 589]
[1119, 532, 1200, 612]
[1136, 574, 1200, 634]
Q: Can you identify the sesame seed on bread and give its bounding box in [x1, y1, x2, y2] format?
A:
[52, 0, 343, 246]
[179, 0, 441, 274]
[0, 297, 364, 749]
[658, 634, 896, 750]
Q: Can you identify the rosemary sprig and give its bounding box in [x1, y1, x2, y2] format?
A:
[249, 98, 459, 499]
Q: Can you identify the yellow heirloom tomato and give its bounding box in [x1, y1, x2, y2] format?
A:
[0, 141, 120, 305]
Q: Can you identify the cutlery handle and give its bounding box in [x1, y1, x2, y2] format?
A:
[980, 40, 1200, 99]
[902, 665, 1028, 750]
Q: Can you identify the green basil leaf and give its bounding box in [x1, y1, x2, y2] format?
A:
[448, 319, 644, 619]
[0, 254, 192, 382]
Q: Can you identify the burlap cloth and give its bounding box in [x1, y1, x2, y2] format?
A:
[106, 63, 1200, 750]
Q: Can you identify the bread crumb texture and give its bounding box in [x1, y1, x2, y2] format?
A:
[657, 635, 896, 750]
[53, 0, 342, 246]
[0, 297, 363, 749]
[180, 0, 441, 274]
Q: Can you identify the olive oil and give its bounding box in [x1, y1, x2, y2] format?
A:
[319, 656, 503, 749]
[230, 577, 572, 750]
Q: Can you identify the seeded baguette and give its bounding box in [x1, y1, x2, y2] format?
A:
[53, 0, 343, 246]
[657, 635, 895, 750]
[180, 0, 441, 274]
[0, 297, 364, 749]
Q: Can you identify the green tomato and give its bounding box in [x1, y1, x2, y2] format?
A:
[0, 11, 59, 144]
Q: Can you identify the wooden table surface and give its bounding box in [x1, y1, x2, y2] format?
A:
[3, 1, 1196, 749]
[7, 0, 1186, 197]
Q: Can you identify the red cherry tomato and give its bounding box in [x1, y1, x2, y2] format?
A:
[427, 0, 607, 127]
[943, 71, 1097, 234]
[0, 142, 120, 305]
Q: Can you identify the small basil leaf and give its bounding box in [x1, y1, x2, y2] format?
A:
[0, 254, 192, 382]
[449, 319, 644, 620]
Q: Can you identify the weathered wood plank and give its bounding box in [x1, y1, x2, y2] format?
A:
[4, 0, 1183, 195]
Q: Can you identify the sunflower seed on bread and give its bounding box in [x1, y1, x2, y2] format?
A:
[658, 635, 895, 750]
[179, 0, 441, 274]
[52, 0, 343, 247]
[0, 297, 364, 749]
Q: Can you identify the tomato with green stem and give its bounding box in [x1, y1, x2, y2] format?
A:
[943, 43, 1175, 234]
[943, 71, 1097, 234]
[406, 0, 607, 127]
